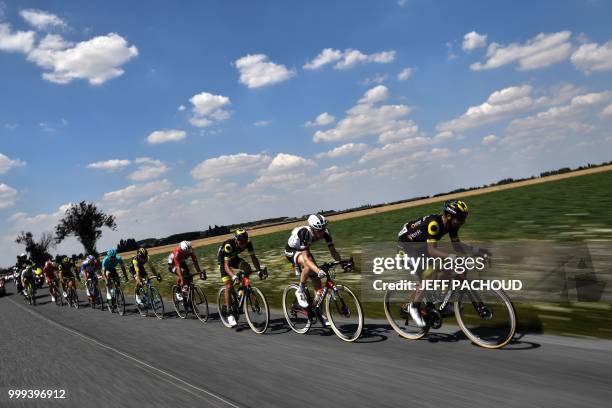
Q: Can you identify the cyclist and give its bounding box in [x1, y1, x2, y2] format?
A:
[80, 255, 100, 303]
[131, 247, 158, 304]
[58, 256, 79, 298]
[101, 249, 129, 301]
[15, 253, 29, 294]
[285, 214, 342, 310]
[397, 199, 490, 326]
[217, 229, 263, 327]
[42, 260, 59, 303]
[167, 241, 205, 302]
[20, 260, 35, 298]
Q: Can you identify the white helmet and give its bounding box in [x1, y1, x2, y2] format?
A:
[308, 214, 328, 231]
[179, 240, 192, 253]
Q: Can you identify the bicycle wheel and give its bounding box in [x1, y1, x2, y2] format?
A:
[96, 285, 105, 311]
[68, 287, 78, 308]
[455, 288, 516, 349]
[191, 286, 208, 323]
[383, 288, 429, 340]
[282, 284, 311, 334]
[116, 287, 126, 316]
[244, 286, 269, 334]
[135, 287, 148, 316]
[325, 285, 363, 342]
[172, 285, 188, 318]
[216, 287, 235, 328]
[149, 286, 165, 319]
[56, 285, 65, 306]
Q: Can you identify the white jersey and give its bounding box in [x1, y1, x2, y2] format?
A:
[286, 226, 333, 251]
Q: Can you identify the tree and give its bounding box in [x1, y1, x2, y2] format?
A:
[15, 231, 56, 266]
[55, 201, 116, 256]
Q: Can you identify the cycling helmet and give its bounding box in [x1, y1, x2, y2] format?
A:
[63, 256, 71, 264]
[86, 255, 96, 262]
[179, 240, 192, 253]
[107, 249, 117, 258]
[45, 260, 54, 268]
[444, 200, 469, 218]
[235, 228, 249, 242]
[308, 214, 328, 231]
[18, 253, 27, 260]
[137, 247, 148, 261]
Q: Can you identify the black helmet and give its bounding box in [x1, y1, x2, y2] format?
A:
[444, 200, 469, 218]
[235, 228, 249, 242]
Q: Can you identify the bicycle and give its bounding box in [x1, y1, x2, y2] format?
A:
[106, 275, 126, 316]
[172, 273, 208, 322]
[383, 254, 517, 349]
[282, 259, 363, 342]
[64, 278, 80, 309]
[49, 278, 64, 306]
[23, 280, 36, 306]
[135, 275, 164, 319]
[86, 277, 105, 310]
[217, 267, 270, 334]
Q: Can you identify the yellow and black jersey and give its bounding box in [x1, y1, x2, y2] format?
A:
[217, 239, 254, 263]
[398, 214, 459, 244]
[130, 256, 148, 277]
[58, 260, 75, 275]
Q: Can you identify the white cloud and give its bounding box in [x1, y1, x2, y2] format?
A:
[361, 73, 388, 86]
[359, 137, 431, 163]
[0, 153, 25, 174]
[571, 39, 612, 73]
[86, 159, 131, 171]
[397, 67, 414, 81]
[471, 31, 572, 71]
[436, 85, 536, 132]
[462, 31, 488, 51]
[601, 102, 612, 117]
[305, 112, 336, 127]
[254, 120, 271, 127]
[316, 143, 369, 159]
[0, 183, 18, 209]
[235, 53, 295, 88]
[266, 153, 314, 173]
[303, 48, 396, 70]
[313, 85, 415, 143]
[188, 91, 231, 127]
[146, 129, 186, 144]
[482, 134, 498, 145]
[128, 158, 169, 181]
[178, 105, 186, 112]
[20, 9, 66, 30]
[103, 179, 171, 202]
[398, 0, 408, 6]
[0, 23, 35, 53]
[191, 153, 270, 179]
[359, 85, 390, 104]
[26, 32, 138, 85]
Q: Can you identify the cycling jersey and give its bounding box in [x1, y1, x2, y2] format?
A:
[168, 247, 197, 267]
[217, 239, 254, 263]
[131, 256, 148, 279]
[102, 255, 123, 271]
[398, 214, 459, 244]
[286, 226, 333, 251]
[59, 260, 75, 277]
[80, 259, 98, 280]
[43, 263, 57, 280]
[21, 266, 34, 280]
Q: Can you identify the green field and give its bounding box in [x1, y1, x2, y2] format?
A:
[133, 170, 612, 338]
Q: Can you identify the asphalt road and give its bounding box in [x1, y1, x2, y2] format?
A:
[1, 284, 611, 408]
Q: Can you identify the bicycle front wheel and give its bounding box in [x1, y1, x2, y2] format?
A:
[116, 287, 126, 316]
[383, 288, 429, 340]
[149, 286, 165, 319]
[455, 288, 517, 349]
[172, 285, 187, 318]
[191, 286, 208, 323]
[282, 284, 311, 334]
[244, 286, 269, 334]
[325, 285, 363, 342]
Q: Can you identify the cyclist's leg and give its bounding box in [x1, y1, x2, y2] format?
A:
[220, 264, 233, 308]
[296, 251, 321, 291]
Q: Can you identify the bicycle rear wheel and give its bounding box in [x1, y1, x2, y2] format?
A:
[216, 287, 235, 328]
[172, 285, 188, 318]
[69, 287, 79, 308]
[325, 285, 363, 342]
[282, 284, 311, 334]
[455, 288, 516, 349]
[149, 286, 164, 319]
[191, 286, 208, 323]
[116, 287, 126, 316]
[244, 286, 269, 334]
[383, 288, 429, 340]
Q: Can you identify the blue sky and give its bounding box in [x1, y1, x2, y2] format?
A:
[1, 0, 611, 265]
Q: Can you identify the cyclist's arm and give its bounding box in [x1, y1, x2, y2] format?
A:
[190, 253, 202, 274]
[426, 240, 452, 259]
[247, 242, 261, 270]
[119, 258, 129, 279]
[324, 232, 341, 262]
